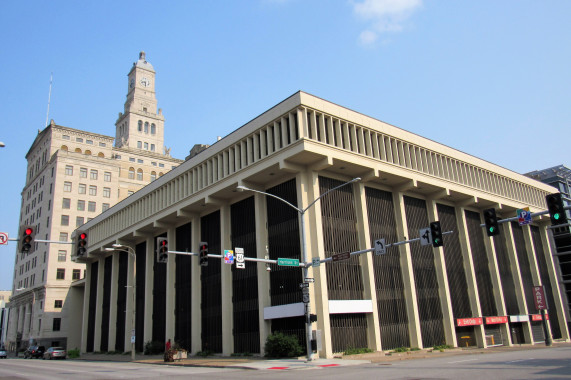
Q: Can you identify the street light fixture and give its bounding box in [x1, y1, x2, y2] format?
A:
[105, 244, 136, 361]
[237, 176, 361, 361]
[0, 141, 5, 148]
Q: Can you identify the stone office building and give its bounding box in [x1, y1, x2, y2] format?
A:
[6, 52, 182, 352]
[76, 91, 569, 358]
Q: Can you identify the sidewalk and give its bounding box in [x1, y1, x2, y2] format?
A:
[75, 341, 571, 370]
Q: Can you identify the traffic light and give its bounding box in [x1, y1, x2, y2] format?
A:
[546, 193, 568, 226]
[20, 225, 35, 254]
[199, 242, 208, 266]
[430, 221, 443, 247]
[156, 237, 168, 263]
[483, 208, 500, 236]
[76, 231, 88, 257]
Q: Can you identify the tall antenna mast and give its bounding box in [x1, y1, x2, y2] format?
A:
[45, 72, 53, 127]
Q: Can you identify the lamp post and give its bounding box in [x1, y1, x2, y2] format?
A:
[105, 244, 136, 361]
[237, 176, 361, 361]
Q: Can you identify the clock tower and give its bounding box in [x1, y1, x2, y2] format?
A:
[115, 51, 166, 155]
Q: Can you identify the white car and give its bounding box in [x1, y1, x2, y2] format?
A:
[0, 349, 7, 359]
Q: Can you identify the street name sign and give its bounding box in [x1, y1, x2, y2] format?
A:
[277, 257, 299, 266]
[235, 247, 245, 269]
[332, 252, 350, 262]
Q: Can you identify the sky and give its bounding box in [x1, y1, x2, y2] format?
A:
[0, 0, 570, 290]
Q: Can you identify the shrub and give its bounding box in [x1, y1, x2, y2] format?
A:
[144, 341, 164, 355]
[264, 332, 303, 358]
[392, 347, 410, 353]
[68, 348, 80, 359]
[196, 350, 213, 357]
[344, 347, 374, 355]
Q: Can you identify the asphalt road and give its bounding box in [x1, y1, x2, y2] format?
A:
[0, 345, 570, 379]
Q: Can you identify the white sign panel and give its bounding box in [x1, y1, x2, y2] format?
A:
[0, 232, 8, 245]
[419, 227, 432, 246]
[312, 257, 320, 267]
[235, 247, 245, 269]
[374, 238, 386, 255]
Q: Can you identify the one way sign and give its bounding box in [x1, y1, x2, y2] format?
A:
[374, 238, 386, 255]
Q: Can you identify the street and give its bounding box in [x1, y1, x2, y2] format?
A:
[0, 345, 570, 379]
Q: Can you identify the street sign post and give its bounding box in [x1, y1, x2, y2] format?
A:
[277, 258, 299, 266]
[224, 250, 234, 264]
[517, 207, 532, 226]
[235, 247, 245, 269]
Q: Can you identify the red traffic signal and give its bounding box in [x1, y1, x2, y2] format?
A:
[20, 225, 35, 254]
[77, 231, 88, 257]
[199, 242, 208, 266]
[156, 237, 168, 263]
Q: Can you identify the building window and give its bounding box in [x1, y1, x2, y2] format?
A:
[159, 163, 165, 168]
[137, 169, 143, 181]
[128, 167, 135, 179]
[65, 165, 73, 175]
[88, 201, 96, 212]
[102, 203, 110, 211]
[89, 185, 97, 196]
[54, 300, 63, 308]
[77, 200, 85, 211]
[99, 142, 106, 147]
[128, 190, 134, 196]
[76, 216, 84, 227]
[62, 135, 70, 140]
[151, 123, 156, 134]
[63, 182, 72, 192]
[62, 198, 70, 209]
[129, 157, 135, 162]
[144, 142, 148, 150]
[56, 268, 65, 280]
[104, 172, 111, 182]
[137, 141, 142, 149]
[137, 159, 143, 164]
[72, 269, 81, 280]
[90, 170, 98, 180]
[150, 172, 156, 181]
[52, 318, 61, 331]
[79, 183, 86, 194]
[144, 122, 149, 133]
[86, 139, 93, 145]
[57, 250, 66, 262]
[59, 232, 68, 242]
[61, 215, 69, 226]
[103, 187, 111, 198]
[80, 167, 87, 178]
[138, 120, 142, 132]
[76, 137, 83, 143]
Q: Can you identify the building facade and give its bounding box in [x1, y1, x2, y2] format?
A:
[5, 52, 183, 352]
[77, 91, 569, 358]
[0, 291, 11, 348]
[525, 165, 571, 331]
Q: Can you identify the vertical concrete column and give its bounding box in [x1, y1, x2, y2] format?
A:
[81, 262, 92, 353]
[354, 182, 382, 351]
[143, 237, 154, 345]
[455, 207, 484, 348]
[502, 222, 533, 344]
[522, 224, 543, 344]
[392, 191, 422, 348]
[108, 252, 120, 351]
[254, 192, 271, 356]
[93, 256, 105, 351]
[165, 227, 176, 342]
[426, 200, 456, 347]
[540, 227, 570, 340]
[300, 170, 330, 358]
[479, 211, 510, 346]
[124, 248, 135, 353]
[297, 107, 308, 140]
[23, 304, 30, 339]
[191, 215, 202, 354]
[220, 204, 233, 355]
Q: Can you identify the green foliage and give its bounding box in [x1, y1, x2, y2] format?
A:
[196, 350, 213, 357]
[144, 340, 164, 355]
[410, 347, 421, 351]
[264, 332, 303, 358]
[433, 344, 452, 351]
[392, 347, 410, 353]
[67, 348, 80, 359]
[343, 347, 374, 355]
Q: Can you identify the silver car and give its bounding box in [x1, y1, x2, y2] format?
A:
[0, 349, 7, 359]
[43, 347, 66, 360]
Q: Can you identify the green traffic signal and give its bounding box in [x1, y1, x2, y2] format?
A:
[554, 213, 560, 220]
[489, 227, 495, 233]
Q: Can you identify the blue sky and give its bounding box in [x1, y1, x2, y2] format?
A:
[1, 0, 570, 290]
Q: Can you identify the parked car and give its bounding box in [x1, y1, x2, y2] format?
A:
[0, 348, 7, 359]
[43, 347, 66, 360]
[23, 346, 45, 359]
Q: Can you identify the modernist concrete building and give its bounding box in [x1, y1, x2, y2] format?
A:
[5, 52, 183, 352]
[76, 91, 569, 358]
